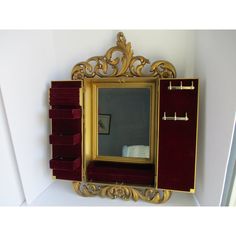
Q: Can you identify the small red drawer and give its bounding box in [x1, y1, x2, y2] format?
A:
[87, 161, 154, 186]
[52, 145, 81, 159]
[49, 133, 81, 145]
[50, 88, 80, 95]
[49, 97, 80, 106]
[51, 81, 82, 88]
[52, 119, 81, 135]
[53, 169, 82, 181]
[50, 157, 81, 171]
[49, 108, 81, 119]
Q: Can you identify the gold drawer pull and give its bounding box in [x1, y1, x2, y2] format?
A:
[162, 112, 189, 121]
[168, 81, 195, 90]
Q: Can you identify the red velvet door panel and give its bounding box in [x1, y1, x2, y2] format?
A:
[49, 81, 82, 181]
[157, 79, 199, 192]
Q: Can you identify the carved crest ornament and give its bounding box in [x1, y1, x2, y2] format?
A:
[72, 32, 176, 204]
[71, 32, 176, 80]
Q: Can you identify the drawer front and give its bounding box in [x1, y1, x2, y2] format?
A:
[52, 119, 81, 135]
[49, 97, 80, 106]
[49, 108, 81, 119]
[51, 81, 82, 88]
[49, 133, 81, 145]
[50, 158, 81, 171]
[50, 88, 80, 95]
[52, 145, 81, 159]
[157, 79, 199, 192]
[53, 169, 82, 181]
[49, 87, 81, 106]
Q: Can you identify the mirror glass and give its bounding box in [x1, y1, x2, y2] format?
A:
[98, 88, 150, 159]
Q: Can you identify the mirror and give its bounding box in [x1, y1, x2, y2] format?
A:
[98, 88, 150, 159]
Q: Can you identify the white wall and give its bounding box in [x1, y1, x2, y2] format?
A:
[0, 31, 57, 204]
[195, 31, 236, 206]
[0, 87, 25, 206]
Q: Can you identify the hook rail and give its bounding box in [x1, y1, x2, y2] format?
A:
[162, 112, 189, 121]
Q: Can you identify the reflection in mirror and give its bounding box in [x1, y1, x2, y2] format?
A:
[98, 88, 150, 159]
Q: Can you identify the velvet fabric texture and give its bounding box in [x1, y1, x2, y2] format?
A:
[49, 133, 81, 145]
[53, 169, 82, 181]
[50, 88, 80, 94]
[49, 108, 81, 119]
[49, 81, 82, 181]
[50, 157, 81, 171]
[157, 79, 198, 192]
[52, 119, 81, 135]
[87, 161, 155, 186]
[49, 86, 80, 106]
[51, 81, 82, 88]
[50, 98, 80, 106]
[52, 144, 81, 159]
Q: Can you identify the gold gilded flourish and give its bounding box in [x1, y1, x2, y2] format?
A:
[73, 182, 172, 204]
[71, 32, 176, 80]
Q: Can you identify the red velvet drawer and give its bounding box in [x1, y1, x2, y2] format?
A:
[50, 157, 81, 171]
[53, 169, 82, 181]
[51, 81, 82, 88]
[49, 133, 81, 145]
[49, 108, 81, 119]
[50, 88, 80, 95]
[52, 119, 81, 135]
[49, 88, 80, 106]
[52, 145, 81, 159]
[87, 161, 154, 186]
[87, 173, 154, 186]
[49, 97, 80, 106]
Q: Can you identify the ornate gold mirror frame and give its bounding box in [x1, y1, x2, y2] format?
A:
[72, 32, 177, 204]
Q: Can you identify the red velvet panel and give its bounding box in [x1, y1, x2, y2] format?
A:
[49, 108, 81, 119]
[49, 80, 82, 181]
[52, 119, 81, 135]
[50, 157, 81, 171]
[87, 161, 154, 186]
[53, 169, 81, 181]
[49, 133, 81, 145]
[52, 144, 81, 159]
[51, 81, 82, 88]
[158, 79, 198, 192]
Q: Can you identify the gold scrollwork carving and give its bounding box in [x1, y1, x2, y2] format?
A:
[73, 182, 172, 204]
[71, 32, 176, 80]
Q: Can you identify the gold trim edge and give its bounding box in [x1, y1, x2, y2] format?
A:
[71, 32, 176, 80]
[73, 181, 172, 204]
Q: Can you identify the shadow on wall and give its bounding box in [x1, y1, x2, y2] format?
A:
[196, 75, 206, 201]
[221, 114, 236, 206]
